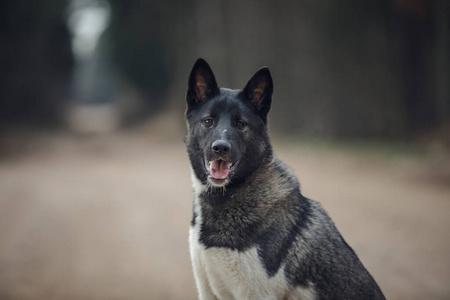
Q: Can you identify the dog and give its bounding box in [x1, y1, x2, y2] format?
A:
[185, 58, 385, 300]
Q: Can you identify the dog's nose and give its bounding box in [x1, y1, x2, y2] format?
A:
[212, 140, 231, 155]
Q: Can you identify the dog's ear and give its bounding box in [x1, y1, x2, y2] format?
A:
[240, 67, 273, 122]
[187, 58, 220, 107]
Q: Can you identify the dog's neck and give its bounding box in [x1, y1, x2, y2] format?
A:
[190, 155, 303, 251]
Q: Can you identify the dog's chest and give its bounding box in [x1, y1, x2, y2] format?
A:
[189, 178, 316, 299]
[190, 222, 290, 299]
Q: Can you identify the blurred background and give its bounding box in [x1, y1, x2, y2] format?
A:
[0, 0, 449, 299]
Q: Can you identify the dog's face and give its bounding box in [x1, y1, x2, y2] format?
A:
[185, 58, 273, 188]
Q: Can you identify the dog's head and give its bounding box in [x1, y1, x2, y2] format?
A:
[185, 58, 273, 188]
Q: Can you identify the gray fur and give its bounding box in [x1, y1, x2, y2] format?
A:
[186, 58, 385, 300]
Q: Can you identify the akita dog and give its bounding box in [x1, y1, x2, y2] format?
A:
[185, 58, 385, 300]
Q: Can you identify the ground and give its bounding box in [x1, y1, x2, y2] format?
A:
[0, 129, 449, 299]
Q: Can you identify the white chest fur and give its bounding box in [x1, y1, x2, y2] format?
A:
[190, 225, 316, 300]
[189, 175, 315, 300]
[190, 225, 288, 300]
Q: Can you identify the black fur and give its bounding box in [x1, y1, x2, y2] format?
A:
[185, 58, 385, 300]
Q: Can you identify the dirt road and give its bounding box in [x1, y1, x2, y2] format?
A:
[0, 131, 449, 299]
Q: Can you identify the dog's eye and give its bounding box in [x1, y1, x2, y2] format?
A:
[236, 121, 246, 129]
[203, 119, 213, 127]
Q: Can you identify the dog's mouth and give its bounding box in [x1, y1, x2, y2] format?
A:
[205, 159, 238, 185]
[209, 159, 232, 179]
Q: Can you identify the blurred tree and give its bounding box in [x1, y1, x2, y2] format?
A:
[0, 0, 73, 126]
[107, 0, 176, 117]
[396, 0, 435, 136]
[0, 0, 448, 140]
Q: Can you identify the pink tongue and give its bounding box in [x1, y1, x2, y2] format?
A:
[210, 160, 232, 179]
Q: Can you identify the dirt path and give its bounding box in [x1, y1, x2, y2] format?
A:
[0, 132, 449, 299]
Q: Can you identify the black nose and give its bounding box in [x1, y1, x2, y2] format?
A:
[212, 140, 231, 155]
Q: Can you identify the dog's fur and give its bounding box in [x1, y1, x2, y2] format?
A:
[185, 58, 385, 300]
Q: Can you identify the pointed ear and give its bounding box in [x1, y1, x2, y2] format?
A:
[187, 58, 220, 107]
[240, 67, 273, 121]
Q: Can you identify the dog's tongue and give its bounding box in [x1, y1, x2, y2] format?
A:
[210, 160, 232, 180]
